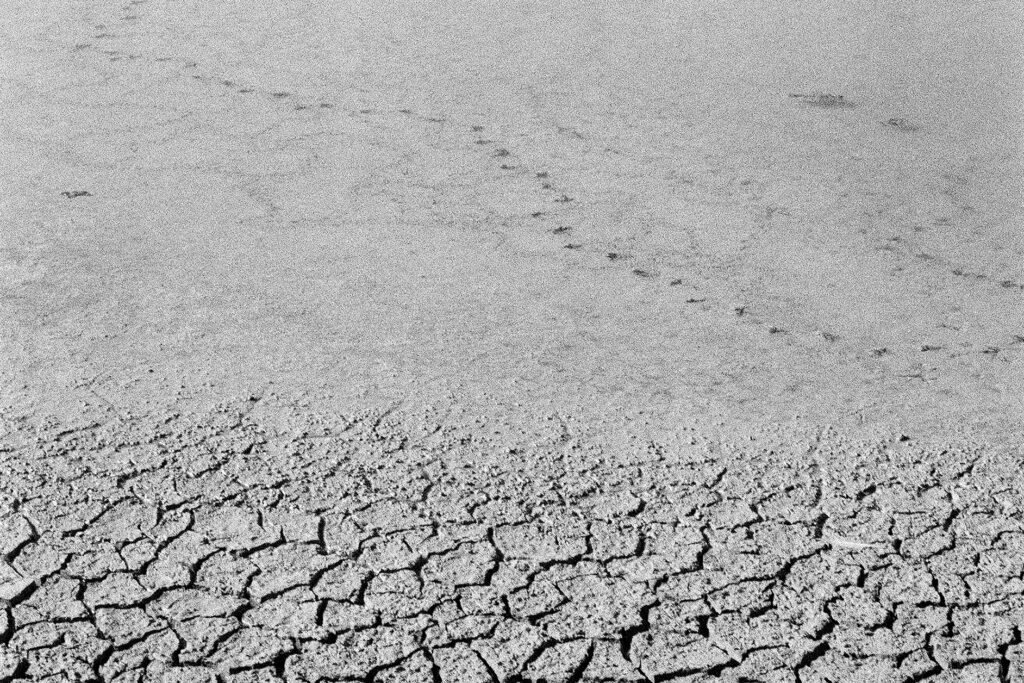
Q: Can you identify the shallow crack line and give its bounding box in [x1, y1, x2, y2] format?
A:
[2, 517, 39, 566]
[468, 643, 503, 683]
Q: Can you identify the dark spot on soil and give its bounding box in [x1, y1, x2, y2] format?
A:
[564, 244, 582, 250]
[870, 348, 889, 357]
[632, 269, 652, 278]
[500, 164, 515, 170]
[530, 212, 545, 219]
[471, 125, 484, 132]
[536, 171, 548, 178]
[551, 226, 571, 235]
[685, 297, 706, 303]
[882, 117, 920, 132]
[606, 253, 622, 260]
[272, 92, 291, 98]
[61, 190, 92, 199]
[239, 88, 254, 94]
[669, 279, 683, 286]
[494, 148, 511, 158]
[920, 345, 942, 352]
[789, 92, 854, 108]
[554, 194, 573, 203]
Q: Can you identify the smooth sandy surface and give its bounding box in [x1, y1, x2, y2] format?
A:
[1, 1, 1023, 680]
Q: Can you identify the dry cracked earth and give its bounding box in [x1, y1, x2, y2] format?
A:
[2, 399, 1024, 683]
[2, 0, 1024, 681]
[3, 403, 1024, 682]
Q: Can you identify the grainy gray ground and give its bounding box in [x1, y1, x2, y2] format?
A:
[2, 0, 1022, 681]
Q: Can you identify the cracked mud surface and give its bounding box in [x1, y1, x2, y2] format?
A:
[2, 0, 1022, 681]
[3, 406, 1024, 682]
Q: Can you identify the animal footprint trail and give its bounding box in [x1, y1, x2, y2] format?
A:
[73, 11, 346, 117]
[456, 121, 681, 285]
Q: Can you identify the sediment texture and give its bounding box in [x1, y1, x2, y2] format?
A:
[2, 0, 1021, 681]
[2, 403, 1021, 682]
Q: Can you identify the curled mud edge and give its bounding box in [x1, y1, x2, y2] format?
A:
[1, 402, 1021, 682]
